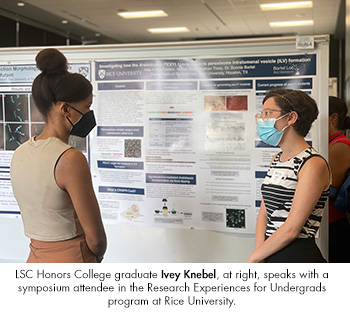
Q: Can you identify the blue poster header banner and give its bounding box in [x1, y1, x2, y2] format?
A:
[95, 54, 316, 81]
[0, 63, 91, 83]
[255, 171, 267, 179]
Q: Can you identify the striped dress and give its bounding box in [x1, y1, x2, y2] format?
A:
[262, 147, 329, 238]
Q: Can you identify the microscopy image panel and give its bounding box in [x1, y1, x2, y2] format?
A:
[226, 208, 246, 229]
[5, 123, 29, 151]
[0, 124, 4, 150]
[31, 123, 45, 137]
[30, 95, 45, 122]
[5, 94, 29, 122]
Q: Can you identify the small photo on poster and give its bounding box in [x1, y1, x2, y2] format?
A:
[5, 123, 29, 150]
[125, 139, 141, 158]
[204, 96, 226, 111]
[226, 95, 248, 111]
[31, 123, 45, 137]
[4, 94, 29, 122]
[30, 95, 45, 122]
[226, 208, 246, 229]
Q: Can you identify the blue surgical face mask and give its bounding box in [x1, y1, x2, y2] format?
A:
[256, 113, 290, 146]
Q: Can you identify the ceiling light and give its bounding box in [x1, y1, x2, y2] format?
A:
[17, 2, 25, 6]
[261, 1, 313, 11]
[118, 10, 168, 19]
[61, 20, 69, 24]
[148, 27, 190, 33]
[269, 20, 314, 27]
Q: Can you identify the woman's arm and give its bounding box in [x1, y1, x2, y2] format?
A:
[253, 154, 277, 254]
[55, 148, 107, 262]
[255, 199, 267, 249]
[252, 200, 268, 263]
[248, 156, 329, 263]
[329, 142, 350, 188]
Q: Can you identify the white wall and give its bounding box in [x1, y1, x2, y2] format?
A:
[0, 218, 255, 263]
[0, 218, 29, 262]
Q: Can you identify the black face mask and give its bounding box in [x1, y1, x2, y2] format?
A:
[66, 104, 96, 138]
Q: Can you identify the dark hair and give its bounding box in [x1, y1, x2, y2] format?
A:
[263, 89, 319, 137]
[329, 96, 350, 130]
[32, 48, 92, 118]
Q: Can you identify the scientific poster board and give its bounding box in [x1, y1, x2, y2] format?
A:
[0, 36, 329, 262]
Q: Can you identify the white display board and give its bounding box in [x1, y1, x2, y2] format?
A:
[0, 36, 329, 262]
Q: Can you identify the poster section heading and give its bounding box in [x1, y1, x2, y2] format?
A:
[99, 186, 145, 195]
[97, 126, 144, 137]
[95, 54, 316, 81]
[146, 174, 197, 185]
[256, 78, 313, 90]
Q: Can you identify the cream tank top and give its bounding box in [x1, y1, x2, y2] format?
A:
[10, 137, 83, 241]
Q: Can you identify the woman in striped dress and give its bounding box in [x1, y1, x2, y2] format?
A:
[248, 89, 330, 263]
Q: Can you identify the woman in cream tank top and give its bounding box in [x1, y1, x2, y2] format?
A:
[10, 48, 107, 263]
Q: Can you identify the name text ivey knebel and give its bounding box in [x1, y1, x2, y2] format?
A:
[161, 269, 216, 282]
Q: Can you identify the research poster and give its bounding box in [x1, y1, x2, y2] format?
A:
[0, 50, 320, 234]
[90, 53, 319, 234]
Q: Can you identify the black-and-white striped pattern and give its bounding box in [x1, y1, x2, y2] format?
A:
[262, 147, 329, 238]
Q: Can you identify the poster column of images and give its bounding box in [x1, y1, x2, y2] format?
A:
[199, 80, 255, 233]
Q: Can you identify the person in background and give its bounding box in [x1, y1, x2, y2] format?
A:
[10, 48, 107, 263]
[328, 96, 350, 262]
[248, 89, 330, 263]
